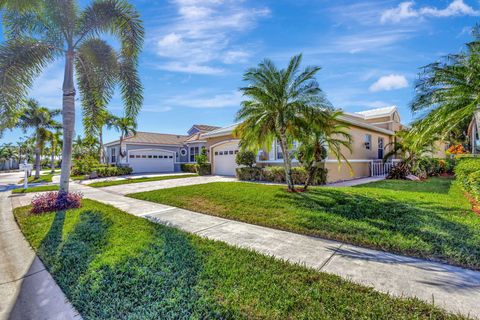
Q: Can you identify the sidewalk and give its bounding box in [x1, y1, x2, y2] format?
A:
[11, 181, 480, 318]
[0, 173, 80, 320]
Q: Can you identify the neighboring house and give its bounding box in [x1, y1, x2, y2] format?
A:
[202, 106, 405, 182]
[104, 124, 219, 173]
[104, 106, 445, 182]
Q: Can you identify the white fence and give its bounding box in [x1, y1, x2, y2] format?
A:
[369, 160, 401, 177]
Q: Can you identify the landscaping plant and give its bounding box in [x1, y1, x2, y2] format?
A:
[31, 191, 82, 214]
[235, 150, 256, 168]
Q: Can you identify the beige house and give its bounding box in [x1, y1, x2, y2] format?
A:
[202, 106, 406, 182]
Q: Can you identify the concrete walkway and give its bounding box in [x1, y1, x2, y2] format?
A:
[0, 172, 80, 320]
[96, 175, 237, 195]
[325, 176, 385, 187]
[11, 181, 480, 319]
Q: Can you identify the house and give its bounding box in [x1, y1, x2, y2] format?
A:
[105, 106, 442, 182]
[202, 106, 405, 182]
[104, 124, 219, 173]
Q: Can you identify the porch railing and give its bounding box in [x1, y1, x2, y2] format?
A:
[369, 159, 401, 177]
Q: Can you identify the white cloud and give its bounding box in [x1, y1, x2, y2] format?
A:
[381, 0, 479, 23]
[369, 74, 408, 92]
[152, 0, 269, 74]
[164, 90, 242, 108]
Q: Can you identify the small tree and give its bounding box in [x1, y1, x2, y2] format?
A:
[235, 150, 256, 168]
[196, 147, 208, 166]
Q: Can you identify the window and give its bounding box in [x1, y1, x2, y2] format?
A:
[129, 154, 134, 158]
[364, 134, 372, 150]
[148, 155, 152, 158]
[190, 146, 200, 162]
[141, 155, 146, 158]
[169, 155, 173, 158]
[215, 151, 218, 155]
[229, 150, 234, 155]
[111, 148, 116, 163]
[153, 155, 158, 158]
[180, 148, 187, 157]
[135, 155, 140, 158]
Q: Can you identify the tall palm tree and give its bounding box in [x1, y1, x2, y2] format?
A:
[107, 115, 137, 162]
[0, 0, 144, 192]
[410, 26, 480, 152]
[297, 110, 352, 191]
[16, 99, 60, 179]
[234, 54, 332, 191]
[0, 143, 18, 170]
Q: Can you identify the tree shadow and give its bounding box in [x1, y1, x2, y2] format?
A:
[36, 209, 229, 319]
[277, 188, 480, 269]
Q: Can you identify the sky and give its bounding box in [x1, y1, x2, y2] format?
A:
[1, 0, 480, 144]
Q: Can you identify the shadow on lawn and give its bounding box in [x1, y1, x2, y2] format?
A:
[280, 189, 480, 270]
[37, 209, 229, 319]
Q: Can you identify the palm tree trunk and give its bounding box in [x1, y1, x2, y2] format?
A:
[50, 150, 55, 173]
[59, 49, 76, 193]
[34, 132, 41, 179]
[279, 135, 294, 191]
[99, 129, 106, 164]
[303, 164, 315, 191]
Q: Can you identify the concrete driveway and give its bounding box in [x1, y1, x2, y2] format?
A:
[97, 175, 237, 195]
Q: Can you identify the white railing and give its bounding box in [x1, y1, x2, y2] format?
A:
[370, 159, 400, 177]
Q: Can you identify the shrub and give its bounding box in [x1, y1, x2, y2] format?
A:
[236, 167, 263, 181]
[197, 163, 211, 176]
[181, 164, 197, 173]
[196, 148, 208, 166]
[236, 166, 327, 185]
[387, 162, 409, 179]
[455, 157, 480, 185]
[31, 191, 83, 214]
[72, 156, 100, 175]
[92, 165, 132, 178]
[235, 150, 256, 168]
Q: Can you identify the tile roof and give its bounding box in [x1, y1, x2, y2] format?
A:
[354, 106, 397, 119]
[185, 132, 205, 142]
[191, 124, 221, 132]
[116, 131, 189, 145]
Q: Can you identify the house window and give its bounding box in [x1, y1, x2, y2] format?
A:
[276, 142, 283, 160]
[365, 134, 372, 150]
[111, 148, 116, 163]
[129, 154, 134, 158]
[190, 146, 200, 162]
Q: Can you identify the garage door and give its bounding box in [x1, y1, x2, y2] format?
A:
[213, 141, 239, 176]
[128, 149, 174, 173]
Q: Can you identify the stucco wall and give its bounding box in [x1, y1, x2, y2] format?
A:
[325, 161, 370, 182]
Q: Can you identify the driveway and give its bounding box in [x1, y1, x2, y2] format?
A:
[96, 175, 237, 195]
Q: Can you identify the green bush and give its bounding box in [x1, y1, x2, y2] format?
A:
[236, 166, 327, 185]
[235, 150, 256, 168]
[92, 166, 132, 178]
[181, 164, 197, 173]
[455, 157, 480, 202]
[196, 148, 208, 166]
[72, 156, 100, 175]
[197, 163, 211, 176]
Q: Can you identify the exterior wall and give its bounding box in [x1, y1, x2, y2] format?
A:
[328, 125, 393, 161]
[325, 161, 370, 182]
[205, 134, 235, 162]
[185, 142, 207, 163]
[105, 143, 121, 164]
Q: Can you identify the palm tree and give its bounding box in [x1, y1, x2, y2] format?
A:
[0, 143, 18, 170]
[16, 99, 60, 179]
[0, 0, 144, 192]
[107, 115, 137, 162]
[48, 129, 62, 173]
[297, 111, 352, 191]
[234, 54, 332, 191]
[410, 25, 480, 152]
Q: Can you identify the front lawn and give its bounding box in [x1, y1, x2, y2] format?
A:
[88, 174, 198, 188]
[129, 177, 480, 270]
[12, 185, 60, 193]
[14, 200, 463, 319]
[18, 171, 58, 184]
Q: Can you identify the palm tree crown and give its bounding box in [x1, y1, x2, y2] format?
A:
[234, 54, 333, 191]
[410, 26, 480, 150]
[0, 0, 144, 191]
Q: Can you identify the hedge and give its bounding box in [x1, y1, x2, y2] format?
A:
[181, 163, 211, 176]
[455, 157, 480, 202]
[236, 166, 327, 185]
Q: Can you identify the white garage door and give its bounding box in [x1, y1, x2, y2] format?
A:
[213, 141, 239, 176]
[128, 149, 174, 173]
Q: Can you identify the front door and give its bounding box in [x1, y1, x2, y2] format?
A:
[378, 137, 384, 159]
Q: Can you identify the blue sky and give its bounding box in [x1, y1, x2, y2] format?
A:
[2, 0, 480, 144]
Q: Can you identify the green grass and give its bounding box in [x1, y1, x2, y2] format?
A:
[87, 174, 198, 188]
[18, 171, 58, 184]
[129, 177, 480, 270]
[12, 185, 60, 194]
[14, 200, 464, 319]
